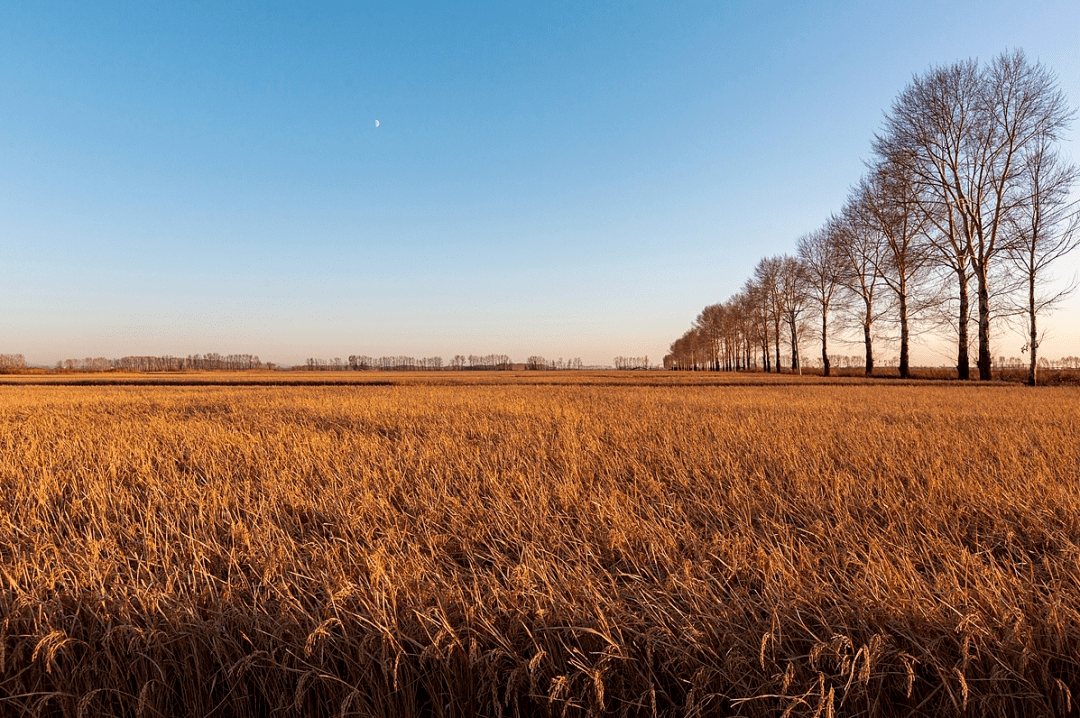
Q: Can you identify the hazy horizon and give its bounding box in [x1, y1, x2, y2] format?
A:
[3, 1, 1079, 368]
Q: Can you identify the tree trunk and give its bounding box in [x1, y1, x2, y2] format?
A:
[1028, 274, 1038, 386]
[956, 267, 971, 380]
[821, 312, 830, 377]
[863, 322, 874, 376]
[898, 289, 910, 379]
[976, 269, 993, 381]
[789, 314, 800, 372]
[773, 318, 783, 372]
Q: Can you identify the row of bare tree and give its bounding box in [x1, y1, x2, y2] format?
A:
[305, 355, 516, 371]
[315, 356, 591, 371]
[613, 356, 651, 370]
[0, 354, 27, 372]
[55, 354, 268, 372]
[526, 356, 585, 370]
[666, 50, 1079, 384]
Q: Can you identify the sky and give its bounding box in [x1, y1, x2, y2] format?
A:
[1, 1, 1079, 367]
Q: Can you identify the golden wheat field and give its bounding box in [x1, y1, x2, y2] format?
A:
[1, 373, 1079, 717]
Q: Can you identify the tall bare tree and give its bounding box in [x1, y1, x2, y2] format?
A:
[876, 50, 1074, 380]
[797, 223, 843, 377]
[1006, 135, 1080, 385]
[743, 278, 772, 372]
[875, 60, 979, 378]
[695, 304, 726, 371]
[849, 163, 935, 378]
[753, 256, 786, 372]
[835, 205, 886, 375]
[778, 255, 809, 373]
[733, 291, 756, 370]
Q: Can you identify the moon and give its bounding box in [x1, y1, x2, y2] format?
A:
[375, 119, 380, 127]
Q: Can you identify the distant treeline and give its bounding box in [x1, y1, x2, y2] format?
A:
[0, 354, 27, 372]
[0, 351, 664, 374]
[324, 355, 513, 371]
[526, 356, 585, 370]
[55, 354, 270, 372]
[306, 355, 593, 371]
[612, 356, 651, 370]
[305, 355, 513, 371]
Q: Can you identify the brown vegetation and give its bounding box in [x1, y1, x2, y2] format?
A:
[1, 374, 1079, 716]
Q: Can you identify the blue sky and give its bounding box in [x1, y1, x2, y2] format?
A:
[2, 1, 1079, 366]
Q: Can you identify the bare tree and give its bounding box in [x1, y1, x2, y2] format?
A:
[665, 326, 712, 370]
[743, 278, 772, 372]
[875, 60, 979, 378]
[1006, 135, 1080, 385]
[695, 304, 726, 371]
[797, 224, 843, 377]
[777, 254, 809, 373]
[849, 163, 936, 378]
[835, 204, 886, 375]
[0, 354, 27, 372]
[753, 256, 786, 372]
[732, 291, 756, 370]
[876, 50, 1074, 380]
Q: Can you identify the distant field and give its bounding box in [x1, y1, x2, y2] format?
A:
[1, 376, 1079, 716]
[1, 369, 872, 386]
[2, 367, 1078, 386]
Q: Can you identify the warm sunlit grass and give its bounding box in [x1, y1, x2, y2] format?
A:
[1, 376, 1079, 716]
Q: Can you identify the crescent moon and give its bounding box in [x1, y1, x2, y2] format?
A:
[375, 120, 380, 127]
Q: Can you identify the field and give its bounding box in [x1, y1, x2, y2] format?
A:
[1, 373, 1079, 717]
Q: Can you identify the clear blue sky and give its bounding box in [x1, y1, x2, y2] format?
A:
[2, 1, 1078, 366]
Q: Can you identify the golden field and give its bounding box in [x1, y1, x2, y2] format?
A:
[1, 373, 1079, 717]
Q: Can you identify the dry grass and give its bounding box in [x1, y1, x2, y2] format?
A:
[1, 376, 1079, 716]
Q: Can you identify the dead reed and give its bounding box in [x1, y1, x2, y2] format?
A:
[1, 378, 1079, 716]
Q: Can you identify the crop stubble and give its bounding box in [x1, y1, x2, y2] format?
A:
[1, 377, 1079, 716]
